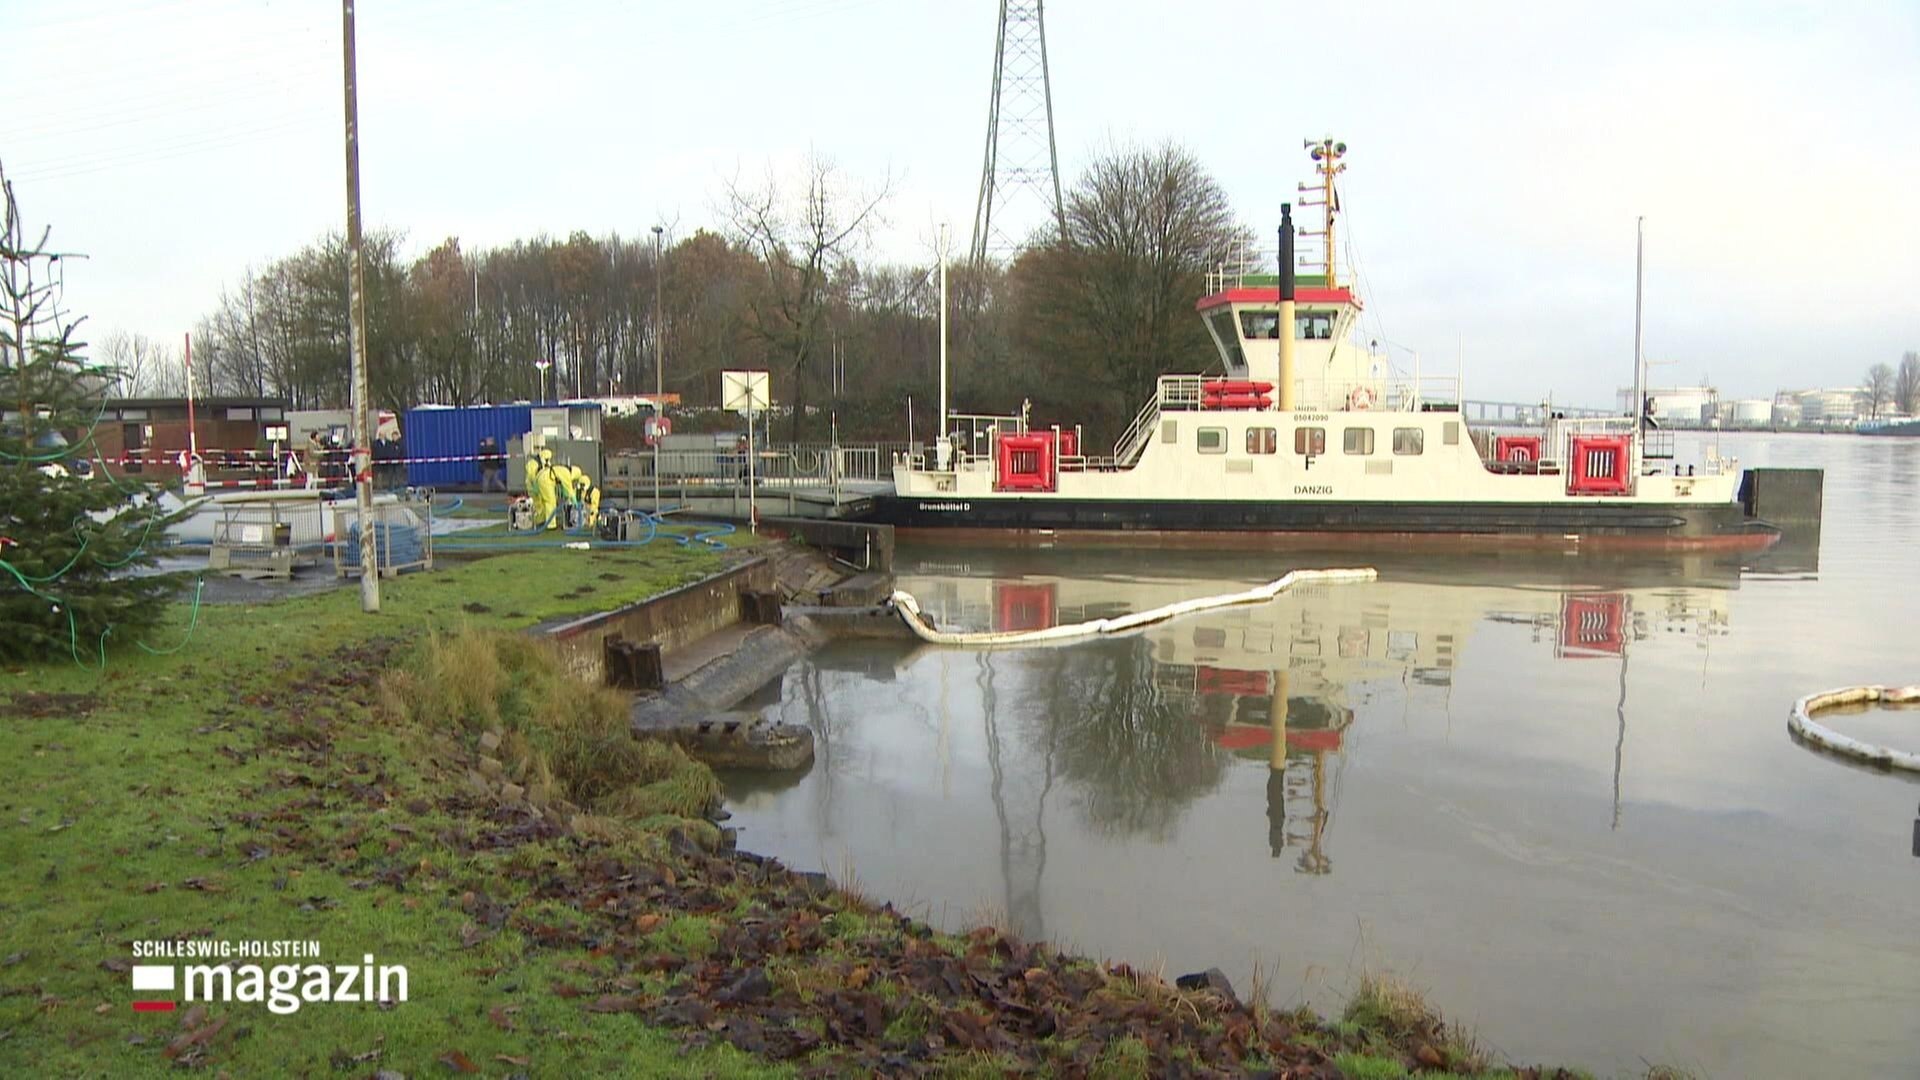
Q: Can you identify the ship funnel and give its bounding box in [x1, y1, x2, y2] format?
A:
[1278, 204, 1296, 411]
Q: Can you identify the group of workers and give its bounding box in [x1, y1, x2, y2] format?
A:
[522, 447, 600, 530]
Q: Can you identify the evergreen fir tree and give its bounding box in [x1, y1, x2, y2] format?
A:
[1, 164, 179, 663]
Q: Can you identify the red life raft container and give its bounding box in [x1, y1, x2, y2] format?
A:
[1494, 435, 1542, 463]
[1568, 435, 1630, 494]
[995, 431, 1057, 492]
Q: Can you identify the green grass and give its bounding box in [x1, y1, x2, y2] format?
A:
[0, 544, 788, 1076]
[381, 628, 720, 818]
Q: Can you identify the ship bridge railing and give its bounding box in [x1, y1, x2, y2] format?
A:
[1204, 243, 1328, 295]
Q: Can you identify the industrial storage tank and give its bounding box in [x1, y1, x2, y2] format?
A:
[1730, 399, 1774, 426]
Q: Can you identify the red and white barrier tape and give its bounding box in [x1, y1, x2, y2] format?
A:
[112, 450, 510, 466]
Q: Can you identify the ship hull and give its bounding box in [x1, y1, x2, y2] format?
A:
[1859, 420, 1920, 436]
[867, 495, 1778, 551]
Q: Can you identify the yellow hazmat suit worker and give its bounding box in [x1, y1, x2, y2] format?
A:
[524, 447, 558, 529]
[548, 462, 585, 530]
[569, 470, 600, 527]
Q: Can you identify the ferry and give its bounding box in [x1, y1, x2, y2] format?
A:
[1858, 416, 1920, 437]
[870, 142, 1778, 551]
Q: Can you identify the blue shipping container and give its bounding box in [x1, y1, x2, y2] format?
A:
[404, 405, 534, 487]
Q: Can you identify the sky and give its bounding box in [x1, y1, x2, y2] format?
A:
[5, 0, 1917, 408]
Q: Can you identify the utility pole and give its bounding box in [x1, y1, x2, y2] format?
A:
[342, 0, 379, 612]
[937, 223, 950, 467]
[1633, 216, 1646, 435]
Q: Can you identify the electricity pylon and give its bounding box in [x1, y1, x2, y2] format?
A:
[968, 0, 1066, 268]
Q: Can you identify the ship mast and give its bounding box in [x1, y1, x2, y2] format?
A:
[1299, 138, 1347, 286]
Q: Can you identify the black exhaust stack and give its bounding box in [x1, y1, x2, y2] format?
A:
[1277, 204, 1296, 410]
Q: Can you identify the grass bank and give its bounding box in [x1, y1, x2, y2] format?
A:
[3, 541, 1632, 1078]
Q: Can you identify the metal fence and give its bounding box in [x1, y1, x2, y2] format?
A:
[605, 442, 916, 492]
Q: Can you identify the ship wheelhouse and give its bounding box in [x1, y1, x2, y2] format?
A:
[1197, 275, 1400, 415]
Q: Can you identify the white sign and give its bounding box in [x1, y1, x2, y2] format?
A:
[721, 370, 770, 414]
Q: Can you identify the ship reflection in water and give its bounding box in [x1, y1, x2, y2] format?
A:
[879, 552, 1733, 886]
[721, 533, 1920, 1078]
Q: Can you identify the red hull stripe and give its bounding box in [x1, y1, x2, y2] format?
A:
[893, 526, 1780, 554]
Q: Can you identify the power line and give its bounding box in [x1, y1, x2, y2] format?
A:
[10, 114, 331, 185]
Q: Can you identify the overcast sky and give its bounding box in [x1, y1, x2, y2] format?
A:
[7, 0, 1916, 407]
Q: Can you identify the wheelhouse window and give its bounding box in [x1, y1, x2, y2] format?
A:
[1342, 427, 1374, 455]
[1206, 310, 1246, 369]
[1294, 427, 1326, 455]
[1247, 427, 1278, 454]
[1295, 310, 1336, 340]
[1197, 426, 1228, 454]
[1393, 427, 1425, 455]
[1239, 312, 1281, 340]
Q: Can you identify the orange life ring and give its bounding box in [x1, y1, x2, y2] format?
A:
[1347, 386, 1375, 411]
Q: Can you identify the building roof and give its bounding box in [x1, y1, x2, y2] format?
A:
[108, 396, 289, 409]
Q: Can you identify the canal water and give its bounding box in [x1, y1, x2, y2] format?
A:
[720, 432, 1920, 1078]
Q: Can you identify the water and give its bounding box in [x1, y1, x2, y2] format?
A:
[721, 432, 1920, 1078]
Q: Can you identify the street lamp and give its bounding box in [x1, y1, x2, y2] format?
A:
[534, 357, 552, 403]
[651, 225, 665, 512]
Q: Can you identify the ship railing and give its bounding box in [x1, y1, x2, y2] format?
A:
[1154, 375, 1209, 410]
[1060, 453, 1122, 473]
[618, 442, 920, 491]
[1539, 416, 1696, 470]
[1113, 375, 1207, 462]
[1288, 376, 1461, 414]
[1203, 243, 1328, 294]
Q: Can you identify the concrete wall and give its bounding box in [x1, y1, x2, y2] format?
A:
[1739, 468, 1825, 525]
[758, 517, 894, 574]
[537, 556, 774, 684]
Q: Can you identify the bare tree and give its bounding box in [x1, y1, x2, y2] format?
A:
[1010, 142, 1252, 439]
[1864, 362, 1895, 418]
[1896, 351, 1920, 417]
[724, 152, 892, 440]
[96, 329, 178, 397]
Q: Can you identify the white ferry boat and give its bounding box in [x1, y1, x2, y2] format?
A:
[871, 143, 1777, 551]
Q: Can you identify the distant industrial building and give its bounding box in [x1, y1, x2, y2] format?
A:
[1617, 384, 1719, 425]
[1774, 388, 1867, 426]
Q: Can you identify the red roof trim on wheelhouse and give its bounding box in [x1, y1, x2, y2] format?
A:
[1196, 286, 1361, 311]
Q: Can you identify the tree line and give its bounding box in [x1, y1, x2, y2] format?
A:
[1863, 353, 1920, 419]
[100, 145, 1249, 447]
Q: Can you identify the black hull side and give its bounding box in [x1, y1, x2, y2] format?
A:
[866, 495, 1772, 546]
